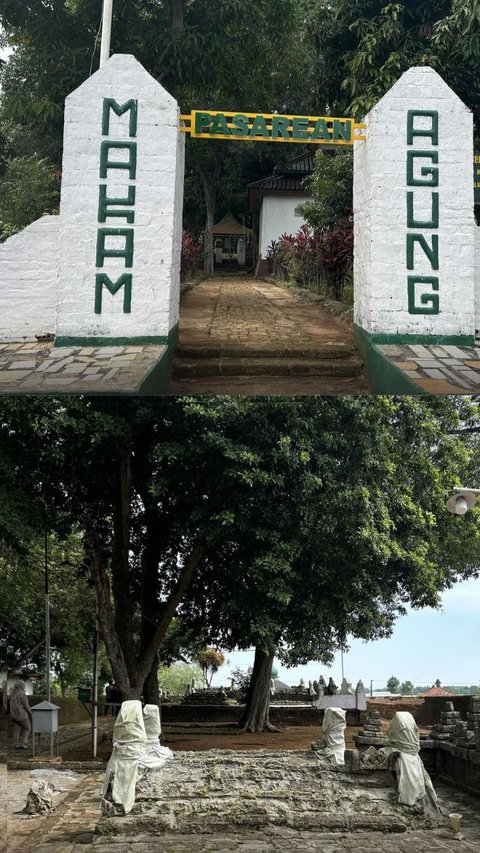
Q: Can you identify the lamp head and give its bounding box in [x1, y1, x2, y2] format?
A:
[446, 490, 478, 516]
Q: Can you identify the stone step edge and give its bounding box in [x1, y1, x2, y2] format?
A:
[96, 812, 408, 837]
[173, 359, 364, 379]
[176, 345, 355, 360]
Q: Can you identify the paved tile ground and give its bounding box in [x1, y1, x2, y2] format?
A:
[0, 342, 167, 394]
[379, 342, 480, 394]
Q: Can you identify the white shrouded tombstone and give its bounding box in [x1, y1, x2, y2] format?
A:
[354, 66, 475, 346]
[56, 53, 185, 348]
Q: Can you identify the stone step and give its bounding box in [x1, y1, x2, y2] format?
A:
[98, 810, 408, 837]
[176, 344, 355, 360]
[173, 357, 364, 380]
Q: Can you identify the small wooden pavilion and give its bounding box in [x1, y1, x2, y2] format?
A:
[212, 212, 253, 268]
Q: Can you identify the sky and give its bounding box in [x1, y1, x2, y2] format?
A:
[211, 576, 480, 692]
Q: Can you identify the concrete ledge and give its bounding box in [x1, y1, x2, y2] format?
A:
[355, 326, 425, 394]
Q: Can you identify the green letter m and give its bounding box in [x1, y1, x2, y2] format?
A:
[102, 98, 138, 137]
[95, 273, 132, 314]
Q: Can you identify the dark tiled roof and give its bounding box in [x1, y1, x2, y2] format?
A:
[247, 174, 309, 192]
[274, 152, 316, 176]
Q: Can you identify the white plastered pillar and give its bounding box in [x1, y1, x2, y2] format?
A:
[56, 54, 185, 346]
[354, 66, 475, 345]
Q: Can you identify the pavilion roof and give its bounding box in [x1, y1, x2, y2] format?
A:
[213, 212, 252, 236]
[423, 687, 455, 697]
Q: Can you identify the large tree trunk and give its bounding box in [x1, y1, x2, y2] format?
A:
[143, 657, 160, 705]
[237, 647, 280, 733]
[198, 167, 216, 277]
[84, 527, 136, 700]
[139, 505, 163, 704]
[111, 445, 136, 679]
[169, 0, 184, 37]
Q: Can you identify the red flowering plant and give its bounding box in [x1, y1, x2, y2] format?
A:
[267, 220, 353, 302]
[181, 231, 202, 281]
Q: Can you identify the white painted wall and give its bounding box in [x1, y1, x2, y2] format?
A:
[354, 66, 475, 340]
[475, 227, 480, 333]
[259, 194, 310, 259]
[0, 673, 35, 696]
[56, 53, 184, 343]
[0, 216, 58, 342]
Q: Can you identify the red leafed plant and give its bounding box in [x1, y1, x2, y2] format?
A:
[181, 231, 202, 281]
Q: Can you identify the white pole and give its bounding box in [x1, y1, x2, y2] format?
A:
[92, 608, 99, 759]
[100, 0, 114, 67]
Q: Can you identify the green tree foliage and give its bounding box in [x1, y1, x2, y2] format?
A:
[0, 533, 98, 694]
[0, 156, 60, 239]
[400, 680, 414, 695]
[300, 151, 353, 231]
[195, 648, 226, 687]
[157, 661, 205, 696]
[305, 1, 480, 132]
[1, 396, 480, 729]
[387, 676, 401, 694]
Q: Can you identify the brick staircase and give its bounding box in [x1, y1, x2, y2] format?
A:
[172, 342, 363, 381]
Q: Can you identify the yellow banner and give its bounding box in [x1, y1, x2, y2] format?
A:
[180, 110, 366, 145]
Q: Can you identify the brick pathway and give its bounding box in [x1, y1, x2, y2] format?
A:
[0, 342, 167, 394]
[379, 342, 480, 393]
[168, 278, 369, 395]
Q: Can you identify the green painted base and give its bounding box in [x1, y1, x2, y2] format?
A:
[368, 333, 475, 346]
[54, 335, 172, 347]
[355, 326, 428, 395]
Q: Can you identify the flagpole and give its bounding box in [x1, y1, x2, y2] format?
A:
[100, 0, 114, 67]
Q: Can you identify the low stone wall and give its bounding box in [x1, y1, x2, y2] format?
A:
[435, 741, 480, 795]
[28, 695, 105, 725]
[0, 216, 58, 341]
[368, 695, 474, 725]
[161, 704, 362, 727]
[416, 696, 473, 726]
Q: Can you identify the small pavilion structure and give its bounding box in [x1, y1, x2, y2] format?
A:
[212, 212, 253, 269]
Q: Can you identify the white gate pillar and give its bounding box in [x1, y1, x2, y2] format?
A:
[56, 54, 185, 347]
[354, 67, 475, 347]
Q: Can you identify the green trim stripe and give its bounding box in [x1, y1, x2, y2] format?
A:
[368, 333, 475, 346]
[55, 334, 172, 348]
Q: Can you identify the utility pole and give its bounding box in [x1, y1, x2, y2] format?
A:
[100, 0, 114, 67]
[45, 531, 51, 703]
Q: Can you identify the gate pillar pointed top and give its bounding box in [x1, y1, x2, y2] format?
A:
[56, 53, 185, 347]
[354, 65, 475, 347]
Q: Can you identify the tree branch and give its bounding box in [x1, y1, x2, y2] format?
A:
[84, 525, 132, 698]
[136, 540, 206, 687]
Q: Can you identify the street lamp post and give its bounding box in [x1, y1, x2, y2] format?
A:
[446, 488, 480, 516]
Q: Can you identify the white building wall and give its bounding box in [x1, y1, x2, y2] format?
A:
[259, 194, 310, 259]
[354, 66, 475, 340]
[0, 216, 58, 342]
[56, 53, 184, 343]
